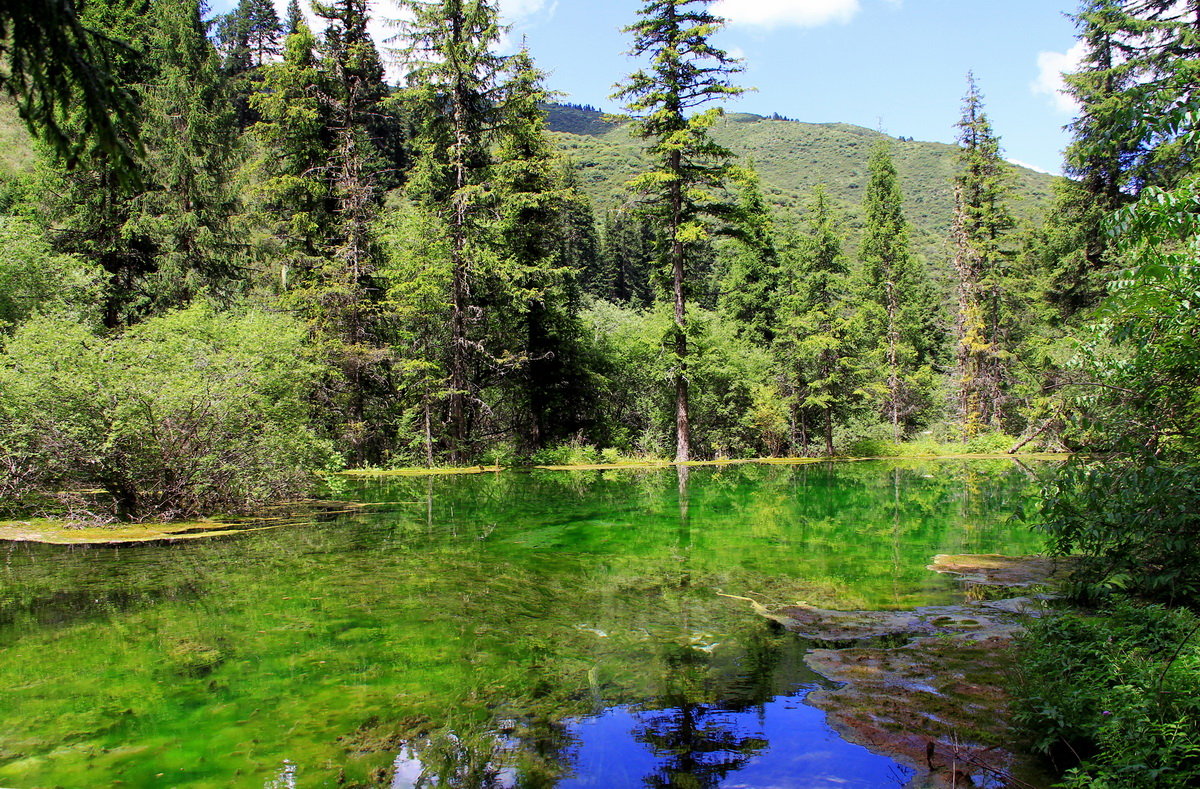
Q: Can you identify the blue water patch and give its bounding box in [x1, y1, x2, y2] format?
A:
[560, 688, 912, 788]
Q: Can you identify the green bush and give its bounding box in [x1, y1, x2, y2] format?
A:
[0, 304, 339, 520]
[1014, 599, 1200, 788]
[529, 439, 600, 466]
[843, 437, 902, 457]
[1034, 460, 1200, 605]
[0, 216, 102, 332]
[963, 431, 1017, 454]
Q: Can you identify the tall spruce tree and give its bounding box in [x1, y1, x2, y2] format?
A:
[130, 0, 244, 311]
[859, 139, 917, 442]
[397, 0, 507, 462]
[613, 0, 745, 462]
[719, 166, 779, 346]
[41, 0, 245, 324]
[776, 187, 864, 457]
[216, 0, 283, 128]
[951, 74, 1015, 438]
[595, 210, 656, 305]
[36, 0, 153, 327]
[285, 0, 306, 35]
[304, 0, 392, 463]
[491, 48, 596, 452]
[250, 17, 332, 277]
[1042, 0, 1200, 320]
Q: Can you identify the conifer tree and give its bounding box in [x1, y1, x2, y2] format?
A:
[130, 0, 243, 311]
[1042, 0, 1200, 320]
[216, 0, 284, 127]
[951, 74, 1015, 438]
[285, 0, 306, 35]
[719, 166, 779, 346]
[784, 187, 865, 456]
[596, 210, 656, 305]
[250, 17, 332, 276]
[491, 48, 595, 452]
[1066, 0, 1199, 198]
[613, 0, 745, 462]
[304, 0, 392, 463]
[859, 139, 918, 442]
[397, 0, 507, 462]
[42, 0, 244, 325]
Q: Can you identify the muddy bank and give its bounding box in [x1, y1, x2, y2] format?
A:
[756, 555, 1067, 789]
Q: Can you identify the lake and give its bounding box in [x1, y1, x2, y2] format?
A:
[0, 459, 1045, 788]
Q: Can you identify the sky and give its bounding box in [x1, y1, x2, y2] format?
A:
[210, 0, 1086, 175]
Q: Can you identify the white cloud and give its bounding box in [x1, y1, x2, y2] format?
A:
[499, 0, 554, 24]
[712, 0, 861, 29]
[1031, 40, 1086, 114]
[1007, 158, 1056, 176]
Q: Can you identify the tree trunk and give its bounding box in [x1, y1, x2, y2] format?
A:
[887, 279, 900, 444]
[824, 405, 834, 457]
[670, 148, 690, 463]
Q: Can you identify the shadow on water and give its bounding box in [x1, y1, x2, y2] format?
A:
[0, 460, 1044, 788]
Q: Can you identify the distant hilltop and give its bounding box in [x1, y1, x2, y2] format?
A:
[543, 102, 1057, 266]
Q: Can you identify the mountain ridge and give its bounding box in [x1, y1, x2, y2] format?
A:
[545, 102, 1057, 266]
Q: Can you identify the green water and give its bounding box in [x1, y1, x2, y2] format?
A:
[0, 460, 1045, 788]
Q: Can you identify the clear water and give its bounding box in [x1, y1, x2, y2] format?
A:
[0, 460, 1045, 788]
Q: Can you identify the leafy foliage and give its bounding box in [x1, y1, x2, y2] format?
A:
[0, 215, 102, 331]
[1014, 599, 1200, 788]
[1035, 462, 1200, 604]
[0, 304, 337, 520]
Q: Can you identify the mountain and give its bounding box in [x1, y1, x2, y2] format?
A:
[546, 103, 1058, 265]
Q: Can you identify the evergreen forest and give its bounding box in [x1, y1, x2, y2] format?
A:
[0, 0, 1123, 516]
[3, 0, 1200, 785]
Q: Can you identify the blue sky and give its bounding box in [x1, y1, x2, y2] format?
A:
[211, 0, 1085, 175]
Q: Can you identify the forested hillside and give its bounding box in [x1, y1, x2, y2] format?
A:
[548, 104, 1057, 263]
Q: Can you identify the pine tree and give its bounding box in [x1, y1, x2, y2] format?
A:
[952, 74, 1015, 438]
[398, 0, 508, 462]
[491, 48, 596, 452]
[301, 0, 392, 463]
[1066, 0, 1199, 198]
[215, 0, 283, 128]
[778, 187, 865, 457]
[613, 0, 745, 462]
[285, 0, 306, 35]
[129, 0, 244, 312]
[250, 18, 333, 276]
[859, 139, 919, 442]
[41, 0, 245, 325]
[596, 210, 656, 305]
[719, 165, 779, 346]
[1044, 0, 1200, 320]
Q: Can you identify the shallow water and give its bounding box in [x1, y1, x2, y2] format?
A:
[0, 459, 1045, 788]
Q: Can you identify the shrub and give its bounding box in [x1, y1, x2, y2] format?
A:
[0, 304, 339, 520]
[1033, 460, 1200, 606]
[529, 439, 599, 466]
[0, 216, 102, 332]
[963, 431, 1017, 454]
[1014, 599, 1200, 788]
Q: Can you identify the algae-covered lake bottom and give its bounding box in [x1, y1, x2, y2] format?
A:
[0, 459, 1048, 788]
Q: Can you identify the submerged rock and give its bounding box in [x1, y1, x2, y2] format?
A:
[740, 554, 1063, 789]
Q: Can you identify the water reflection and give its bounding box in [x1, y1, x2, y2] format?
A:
[387, 689, 911, 789]
[0, 460, 1045, 788]
[383, 612, 911, 788]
